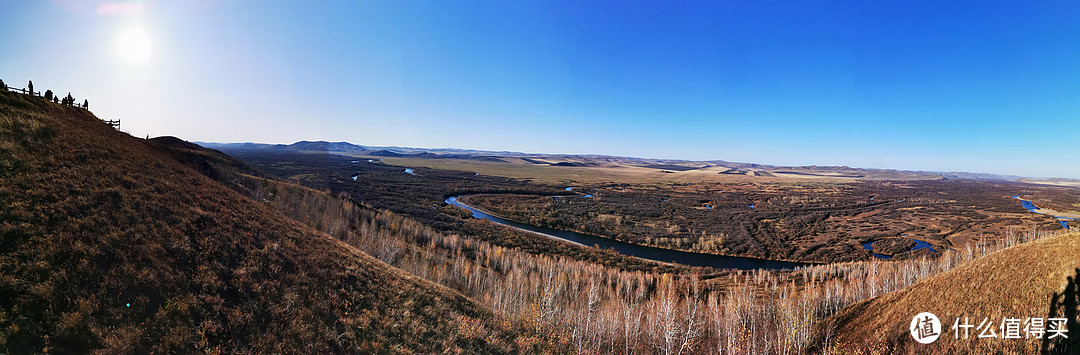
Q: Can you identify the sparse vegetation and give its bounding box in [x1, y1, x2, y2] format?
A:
[222, 150, 687, 273]
[464, 181, 1072, 262]
[0, 89, 541, 353]
[5, 82, 1078, 353]
[223, 147, 1076, 265]
[825, 228, 1079, 353]
[208, 140, 1077, 353]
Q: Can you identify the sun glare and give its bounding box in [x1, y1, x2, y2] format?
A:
[117, 26, 152, 64]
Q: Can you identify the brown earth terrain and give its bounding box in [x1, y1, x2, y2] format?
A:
[0, 89, 533, 353]
[463, 180, 1074, 263]
[196, 112, 1080, 354]
[209, 142, 1080, 265]
[825, 231, 1080, 354]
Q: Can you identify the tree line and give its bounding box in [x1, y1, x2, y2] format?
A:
[245, 171, 1068, 354]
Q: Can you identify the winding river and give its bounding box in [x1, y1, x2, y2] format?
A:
[862, 235, 937, 260]
[859, 195, 1075, 260]
[445, 196, 806, 270]
[1013, 196, 1075, 230]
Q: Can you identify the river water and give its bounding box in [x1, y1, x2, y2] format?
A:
[1013, 196, 1073, 230]
[446, 196, 805, 270]
[862, 236, 937, 260]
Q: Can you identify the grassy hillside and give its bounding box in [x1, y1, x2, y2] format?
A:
[0, 90, 527, 353]
[824, 231, 1080, 353]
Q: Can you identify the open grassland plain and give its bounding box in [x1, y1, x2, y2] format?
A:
[1019, 177, 1080, 189]
[219, 149, 1078, 264]
[464, 180, 1077, 263]
[192, 139, 1080, 354]
[367, 156, 757, 185]
[354, 155, 943, 185]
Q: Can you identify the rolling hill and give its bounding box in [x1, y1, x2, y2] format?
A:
[824, 230, 1080, 353]
[0, 89, 523, 352]
[204, 140, 1014, 182]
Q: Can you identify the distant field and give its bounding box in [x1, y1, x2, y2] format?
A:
[220, 149, 1080, 263]
[355, 155, 862, 185]
[771, 170, 864, 178]
[464, 179, 1073, 262]
[1019, 178, 1080, 188]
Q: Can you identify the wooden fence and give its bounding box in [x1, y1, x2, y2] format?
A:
[4, 83, 119, 130]
[5, 87, 41, 96]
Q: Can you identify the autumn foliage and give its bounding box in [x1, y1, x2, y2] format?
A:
[0, 89, 532, 353]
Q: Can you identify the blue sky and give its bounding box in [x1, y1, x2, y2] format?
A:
[2, 1, 1079, 178]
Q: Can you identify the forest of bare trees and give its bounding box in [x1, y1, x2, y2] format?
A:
[233, 174, 1063, 353]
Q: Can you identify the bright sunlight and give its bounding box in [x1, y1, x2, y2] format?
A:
[116, 26, 152, 64]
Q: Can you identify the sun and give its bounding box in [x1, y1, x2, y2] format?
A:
[116, 26, 152, 64]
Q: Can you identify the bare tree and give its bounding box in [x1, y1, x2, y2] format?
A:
[651, 274, 680, 355]
[621, 295, 641, 355]
[540, 269, 562, 324]
[572, 277, 601, 354]
[677, 274, 703, 355]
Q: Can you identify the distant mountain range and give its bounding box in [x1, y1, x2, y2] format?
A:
[198, 140, 527, 157]
[198, 140, 1047, 182]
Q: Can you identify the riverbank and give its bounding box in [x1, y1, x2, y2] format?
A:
[448, 195, 809, 270]
[1013, 196, 1079, 230]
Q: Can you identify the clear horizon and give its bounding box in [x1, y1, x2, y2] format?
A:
[3, 1, 1080, 179]
[196, 139, 1047, 179]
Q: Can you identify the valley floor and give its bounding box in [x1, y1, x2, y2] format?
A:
[214, 147, 1080, 353]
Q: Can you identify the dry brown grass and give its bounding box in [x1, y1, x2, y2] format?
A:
[826, 231, 1080, 353]
[1018, 178, 1080, 188]
[364, 156, 856, 185]
[186, 148, 1075, 354]
[0, 90, 530, 353]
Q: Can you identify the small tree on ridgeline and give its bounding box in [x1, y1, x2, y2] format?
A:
[44, 90, 53, 101]
[83, 99, 88, 109]
[27, 80, 34, 96]
[52, 96, 58, 104]
[0, 78, 6, 90]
